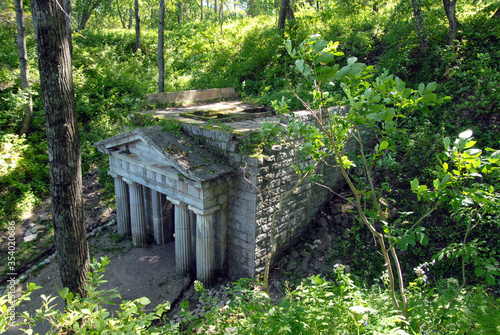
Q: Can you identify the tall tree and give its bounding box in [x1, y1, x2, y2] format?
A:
[75, 0, 102, 31]
[30, 0, 90, 296]
[277, 0, 294, 29]
[248, 0, 254, 16]
[158, 0, 165, 93]
[63, 0, 72, 56]
[128, 7, 133, 28]
[443, 0, 459, 46]
[177, 1, 182, 23]
[200, 0, 203, 21]
[117, 0, 127, 28]
[14, 0, 33, 135]
[135, 0, 140, 51]
[411, 0, 428, 52]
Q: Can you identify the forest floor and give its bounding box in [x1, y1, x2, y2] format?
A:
[2, 169, 355, 333]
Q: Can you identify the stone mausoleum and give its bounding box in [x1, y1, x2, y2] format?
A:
[95, 88, 348, 285]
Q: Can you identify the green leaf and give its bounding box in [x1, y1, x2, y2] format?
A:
[348, 63, 367, 78]
[475, 266, 486, 276]
[137, 297, 151, 305]
[316, 52, 335, 65]
[440, 174, 452, 187]
[379, 140, 389, 151]
[295, 59, 305, 73]
[347, 57, 358, 65]
[489, 150, 500, 163]
[313, 39, 329, 54]
[364, 87, 373, 100]
[443, 137, 450, 150]
[424, 82, 437, 93]
[398, 235, 416, 251]
[485, 273, 495, 285]
[421, 92, 437, 103]
[416, 232, 429, 246]
[418, 83, 425, 95]
[411, 178, 419, 191]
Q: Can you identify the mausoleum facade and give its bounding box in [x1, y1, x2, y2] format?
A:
[95, 95, 350, 285]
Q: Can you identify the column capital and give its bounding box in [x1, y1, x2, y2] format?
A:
[167, 197, 187, 207]
[189, 205, 220, 216]
[108, 171, 119, 179]
[122, 177, 135, 185]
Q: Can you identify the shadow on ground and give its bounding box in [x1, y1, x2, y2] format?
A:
[6, 228, 190, 335]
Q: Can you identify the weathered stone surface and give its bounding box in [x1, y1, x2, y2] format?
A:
[145, 87, 238, 105]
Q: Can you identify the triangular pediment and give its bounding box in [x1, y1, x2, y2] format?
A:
[95, 126, 233, 182]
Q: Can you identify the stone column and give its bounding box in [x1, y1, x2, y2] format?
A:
[152, 190, 164, 245]
[169, 198, 192, 276]
[125, 179, 147, 247]
[110, 172, 131, 236]
[190, 205, 220, 285]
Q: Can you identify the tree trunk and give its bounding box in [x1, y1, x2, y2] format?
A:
[158, 0, 165, 93]
[63, 0, 72, 57]
[177, 1, 182, 23]
[15, 0, 33, 135]
[200, 0, 203, 21]
[117, 2, 127, 29]
[214, 0, 217, 15]
[77, 1, 100, 31]
[30, 0, 90, 297]
[411, 0, 428, 52]
[248, 0, 254, 16]
[278, 0, 294, 29]
[128, 7, 133, 29]
[135, 0, 140, 51]
[443, 0, 459, 46]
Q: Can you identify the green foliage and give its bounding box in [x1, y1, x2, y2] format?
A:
[186, 267, 500, 334]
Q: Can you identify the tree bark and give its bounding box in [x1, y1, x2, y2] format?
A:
[158, 0, 165, 93]
[177, 1, 182, 24]
[200, 0, 203, 21]
[248, 0, 254, 16]
[15, 0, 33, 135]
[30, 0, 90, 297]
[117, 2, 127, 29]
[135, 0, 140, 51]
[411, 0, 428, 52]
[128, 7, 133, 29]
[443, 0, 459, 46]
[63, 0, 72, 56]
[278, 0, 294, 29]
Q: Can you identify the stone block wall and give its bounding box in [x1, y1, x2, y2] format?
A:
[182, 110, 357, 279]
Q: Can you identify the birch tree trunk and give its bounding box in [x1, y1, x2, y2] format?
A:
[30, 0, 90, 297]
[158, 0, 165, 93]
[15, 0, 33, 135]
